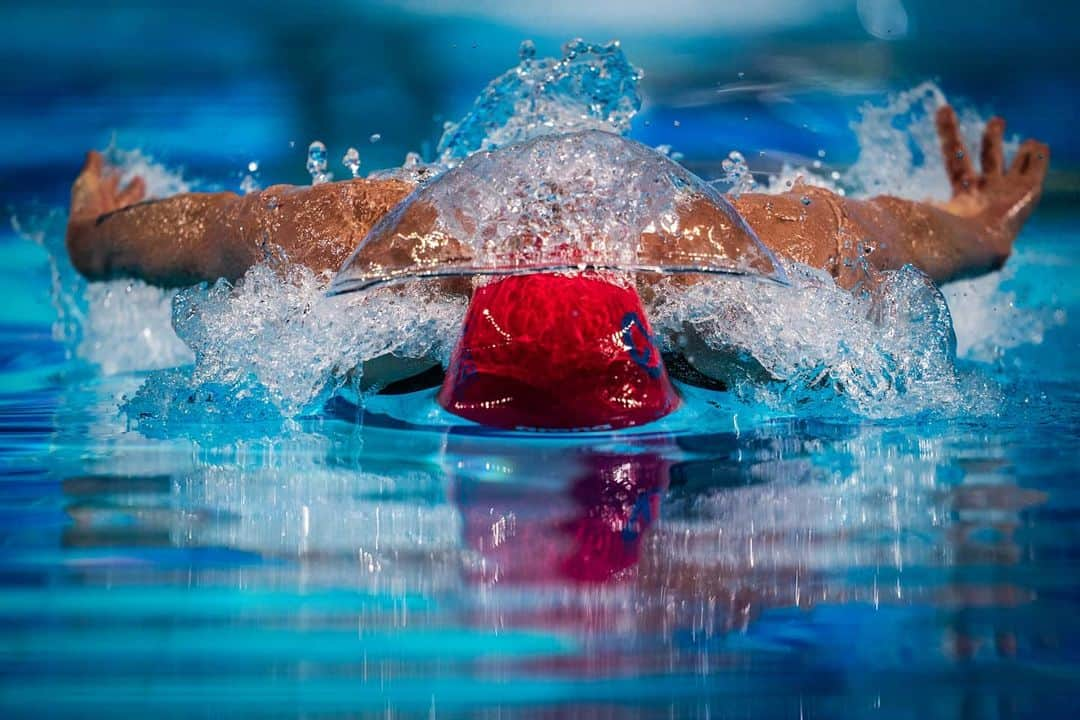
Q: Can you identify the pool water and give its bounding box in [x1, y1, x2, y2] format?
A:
[3, 214, 1078, 718]
[3, 20, 1080, 720]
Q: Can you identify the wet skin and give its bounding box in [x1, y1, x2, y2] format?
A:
[64, 106, 1048, 386]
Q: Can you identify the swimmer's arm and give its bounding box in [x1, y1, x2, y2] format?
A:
[65, 151, 412, 286]
[733, 107, 1049, 286]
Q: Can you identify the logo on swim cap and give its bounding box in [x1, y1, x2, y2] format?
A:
[621, 312, 663, 379]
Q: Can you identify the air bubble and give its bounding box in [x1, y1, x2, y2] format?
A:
[247, 161, 259, 172]
[369, 133, 382, 144]
[801, 196, 812, 206]
[519, 39, 536, 59]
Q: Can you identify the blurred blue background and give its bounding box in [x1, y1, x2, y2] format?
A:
[3, 0, 1077, 207]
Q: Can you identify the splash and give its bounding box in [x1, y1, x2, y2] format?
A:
[126, 263, 465, 419]
[436, 38, 643, 164]
[649, 260, 970, 418]
[943, 263, 1067, 362]
[742, 82, 1046, 373]
[332, 131, 784, 294]
[28, 46, 1047, 421]
[17, 149, 195, 374]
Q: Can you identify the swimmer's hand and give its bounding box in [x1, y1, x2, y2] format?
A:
[934, 105, 1049, 240]
[69, 150, 146, 223]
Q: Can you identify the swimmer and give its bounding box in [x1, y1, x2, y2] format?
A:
[64, 106, 1049, 428]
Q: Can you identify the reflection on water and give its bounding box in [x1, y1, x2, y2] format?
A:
[3, 370, 1075, 716]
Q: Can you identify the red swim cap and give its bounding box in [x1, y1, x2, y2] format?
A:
[438, 273, 679, 430]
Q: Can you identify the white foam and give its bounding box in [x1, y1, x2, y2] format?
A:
[78, 281, 194, 375]
[160, 263, 465, 417]
[943, 265, 1066, 362]
[650, 259, 969, 418]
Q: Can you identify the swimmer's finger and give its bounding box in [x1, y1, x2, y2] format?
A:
[936, 105, 976, 195]
[1008, 139, 1050, 179]
[980, 117, 1005, 178]
[81, 150, 105, 178]
[117, 176, 146, 207]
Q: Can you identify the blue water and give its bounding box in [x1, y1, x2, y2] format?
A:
[3, 4, 1080, 718]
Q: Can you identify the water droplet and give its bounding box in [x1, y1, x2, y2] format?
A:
[813, 160, 822, 169]
[247, 161, 259, 173]
[307, 141, 331, 185]
[817, 149, 826, 158]
[673, 120, 681, 128]
[519, 39, 536, 60]
[342, 147, 361, 178]
[830, 170, 841, 180]
[369, 133, 382, 144]
[737, 71, 745, 79]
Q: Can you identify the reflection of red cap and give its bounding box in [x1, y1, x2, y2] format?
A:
[438, 273, 679, 430]
[455, 451, 670, 585]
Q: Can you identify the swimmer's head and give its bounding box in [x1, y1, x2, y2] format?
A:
[438, 272, 679, 430]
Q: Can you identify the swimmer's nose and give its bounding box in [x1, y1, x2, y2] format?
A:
[438, 273, 679, 430]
